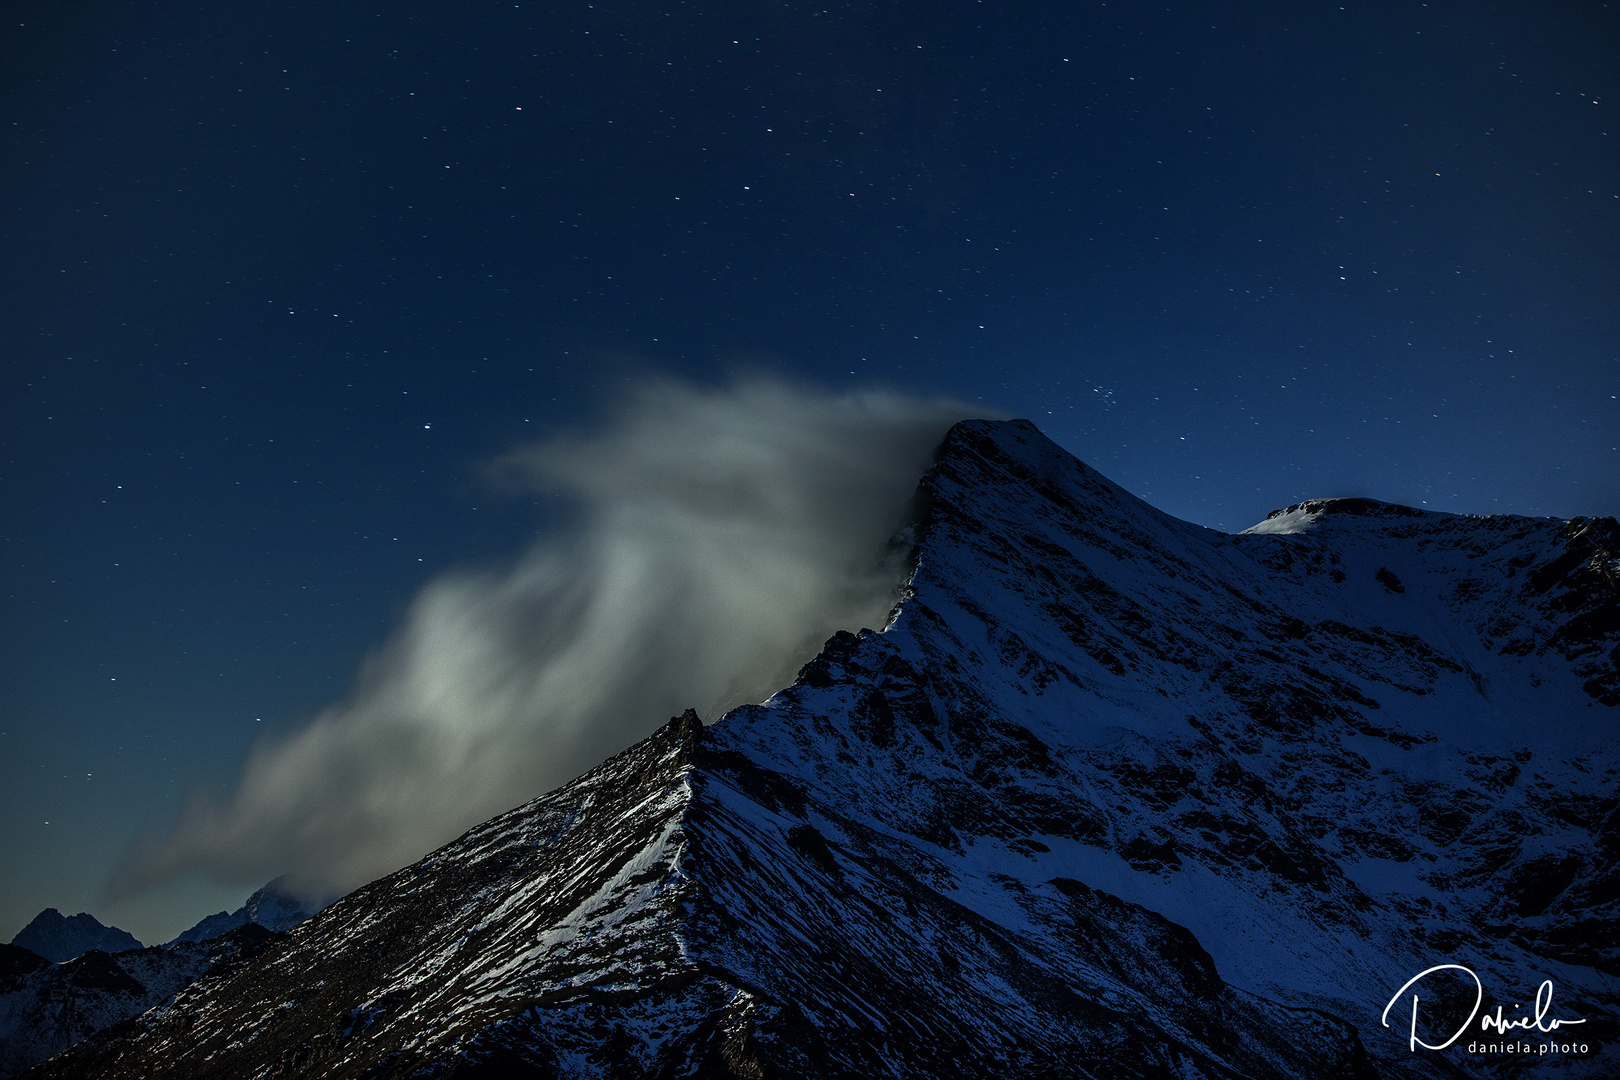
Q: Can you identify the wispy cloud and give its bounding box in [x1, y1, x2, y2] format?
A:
[114, 378, 972, 895]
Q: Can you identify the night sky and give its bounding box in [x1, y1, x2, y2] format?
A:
[4, 0, 1616, 944]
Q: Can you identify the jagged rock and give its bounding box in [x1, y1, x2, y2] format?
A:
[8, 911, 140, 965]
[21, 419, 1619, 1078]
[0, 925, 282, 1077]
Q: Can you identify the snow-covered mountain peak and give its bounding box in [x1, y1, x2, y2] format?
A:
[20, 418, 1618, 1079]
[1244, 496, 1440, 537]
[705, 417, 1619, 1070]
[166, 875, 335, 947]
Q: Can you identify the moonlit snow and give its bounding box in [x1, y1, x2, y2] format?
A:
[114, 379, 971, 896]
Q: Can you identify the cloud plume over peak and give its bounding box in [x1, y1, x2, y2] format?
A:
[116, 379, 973, 895]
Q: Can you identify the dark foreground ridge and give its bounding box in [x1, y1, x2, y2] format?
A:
[21, 419, 1620, 1079]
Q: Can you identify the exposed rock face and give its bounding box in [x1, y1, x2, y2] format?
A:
[21, 419, 1620, 1078]
[8, 911, 140, 965]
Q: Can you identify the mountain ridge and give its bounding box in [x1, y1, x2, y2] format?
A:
[165, 876, 332, 947]
[1, 880, 332, 1076]
[8, 911, 141, 964]
[19, 418, 1619, 1078]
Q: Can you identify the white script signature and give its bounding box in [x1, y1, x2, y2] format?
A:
[1381, 964, 1587, 1052]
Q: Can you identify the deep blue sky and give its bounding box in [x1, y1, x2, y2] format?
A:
[3, 0, 1616, 943]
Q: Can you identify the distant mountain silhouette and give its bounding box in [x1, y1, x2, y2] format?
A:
[7, 910, 139, 964]
[166, 875, 334, 946]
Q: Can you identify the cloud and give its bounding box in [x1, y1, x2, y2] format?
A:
[114, 378, 973, 895]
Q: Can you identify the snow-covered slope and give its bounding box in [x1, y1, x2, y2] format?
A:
[703, 420, 1619, 1075]
[0, 877, 333, 1075]
[0, 927, 280, 1077]
[23, 419, 1619, 1078]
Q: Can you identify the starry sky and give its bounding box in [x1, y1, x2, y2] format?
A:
[3, 0, 1616, 944]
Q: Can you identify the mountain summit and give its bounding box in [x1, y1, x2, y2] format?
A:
[8, 910, 140, 964]
[26, 419, 1619, 1078]
[166, 876, 334, 946]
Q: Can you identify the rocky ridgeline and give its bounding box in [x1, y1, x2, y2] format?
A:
[14, 419, 1619, 1078]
